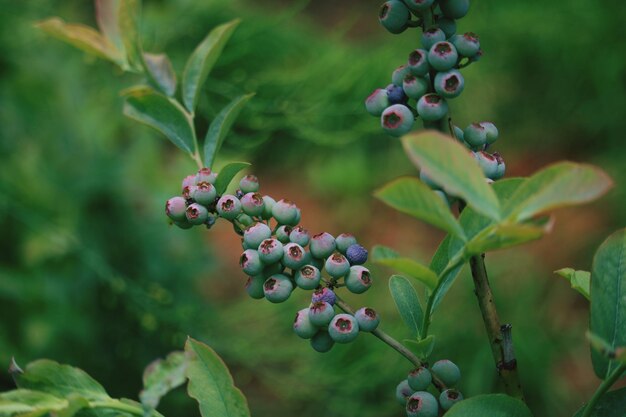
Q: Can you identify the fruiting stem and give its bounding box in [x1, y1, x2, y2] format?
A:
[191, 151, 204, 170]
[581, 363, 626, 417]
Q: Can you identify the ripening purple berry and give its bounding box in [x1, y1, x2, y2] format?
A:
[427, 41, 458, 72]
[289, 226, 310, 246]
[310, 232, 337, 259]
[407, 49, 430, 77]
[346, 244, 368, 265]
[243, 222, 272, 249]
[165, 196, 187, 222]
[310, 330, 334, 353]
[381, 104, 414, 137]
[216, 195, 242, 220]
[354, 307, 380, 332]
[365, 88, 390, 117]
[295, 265, 322, 290]
[328, 313, 359, 344]
[325, 252, 351, 278]
[272, 199, 300, 226]
[416, 94, 449, 121]
[345, 266, 372, 294]
[282, 242, 307, 270]
[403, 75, 430, 100]
[185, 203, 208, 225]
[434, 69, 464, 99]
[239, 175, 259, 193]
[245, 275, 265, 299]
[451, 32, 480, 58]
[293, 308, 318, 339]
[308, 301, 335, 326]
[240, 249, 264, 276]
[392, 65, 411, 87]
[258, 238, 284, 264]
[196, 167, 216, 184]
[241, 192, 265, 217]
[263, 274, 294, 303]
[421, 27, 446, 51]
[182, 174, 197, 189]
[386, 84, 408, 105]
[191, 182, 217, 206]
[335, 233, 357, 254]
[312, 287, 336, 306]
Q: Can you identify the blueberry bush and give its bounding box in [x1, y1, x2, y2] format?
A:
[1, 1, 624, 416]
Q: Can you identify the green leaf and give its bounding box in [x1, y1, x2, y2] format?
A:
[403, 335, 436, 360]
[204, 94, 254, 168]
[372, 245, 438, 290]
[503, 162, 612, 222]
[139, 351, 187, 412]
[388, 275, 423, 338]
[182, 19, 241, 113]
[35, 18, 123, 66]
[444, 394, 533, 417]
[214, 162, 251, 195]
[574, 387, 626, 417]
[143, 53, 177, 97]
[0, 389, 66, 415]
[464, 217, 553, 255]
[55, 395, 89, 417]
[123, 86, 196, 155]
[401, 130, 500, 220]
[374, 177, 465, 239]
[590, 228, 626, 379]
[184, 337, 250, 417]
[586, 332, 626, 363]
[428, 235, 465, 313]
[555, 268, 591, 300]
[95, 0, 125, 58]
[118, 0, 143, 71]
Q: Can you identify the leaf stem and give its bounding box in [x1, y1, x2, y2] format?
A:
[581, 363, 626, 417]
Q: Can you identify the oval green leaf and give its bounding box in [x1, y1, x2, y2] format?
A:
[444, 394, 533, 417]
[389, 275, 423, 338]
[555, 268, 590, 300]
[0, 389, 66, 415]
[214, 162, 252, 195]
[140, 351, 187, 412]
[574, 387, 626, 417]
[372, 245, 438, 290]
[401, 131, 500, 221]
[95, 0, 125, 57]
[144, 53, 177, 97]
[118, 0, 143, 71]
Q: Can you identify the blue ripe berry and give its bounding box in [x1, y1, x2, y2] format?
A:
[439, 389, 464, 411]
[346, 244, 369, 265]
[239, 175, 259, 193]
[451, 32, 480, 58]
[282, 242, 307, 270]
[428, 41, 458, 71]
[263, 274, 294, 303]
[403, 0, 435, 12]
[325, 252, 351, 278]
[275, 225, 293, 244]
[192, 182, 217, 206]
[289, 226, 310, 246]
[310, 232, 337, 259]
[481, 121, 499, 144]
[420, 170, 440, 189]
[439, 0, 470, 19]
[403, 75, 430, 100]
[260, 196, 276, 220]
[431, 359, 461, 387]
[312, 287, 336, 306]
[182, 174, 197, 189]
[295, 265, 322, 290]
[328, 314, 359, 344]
[386, 84, 408, 105]
[354, 307, 380, 332]
[335, 233, 357, 254]
[381, 104, 414, 137]
[240, 249, 264, 276]
[293, 308, 319, 339]
[185, 203, 208, 225]
[392, 65, 412, 87]
[216, 195, 242, 220]
[463, 122, 487, 149]
[421, 28, 446, 51]
[474, 151, 499, 179]
[165, 196, 187, 222]
[245, 275, 265, 299]
[379, 0, 410, 34]
[407, 49, 430, 77]
[310, 330, 334, 353]
[196, 167, 216, 184]
[365, 88, 390, 117]
[272, 199, 300, 226]
[407, 366, 432, 391]
[493, 152, 506, 180]
[406, 391, 439, 417]
[309, 301, 335, 326]
[436, 17, 457, 38]
[417, 94, 449, 121]
[240, 192, 265, 217]
[434, 69, 464, 99]
[345, 266, 372, 294]
[396, 380, 415, 406]
[258, 238, 284, 264]
[243, 222, 272, 249]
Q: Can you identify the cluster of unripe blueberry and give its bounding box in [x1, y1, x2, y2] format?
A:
[396, 360, 464, 416]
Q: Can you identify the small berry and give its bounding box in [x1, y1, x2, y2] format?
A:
[325, 252, 351, 278]
[436, 17, 457, 38]
[260, 196, 276, 220]
[182, 174, 197, 189]
[431, 359, 461, 387]
[403, 75, 430, 100]
[379, 0, 410, 34]
[328, 314, 359, 344]
[493, 152, 506, 180]
[289, 226, 310, 246]
[185, 203, 208, 225]
[396, 379, 415, 406]
[174, 220, 193, 230]
[386, 84, 408, 105]
[196, 167, 216, 184]
[312, 287, 337, 306]
[216, 195, 242, 220]
[310, 330, 334, 353]
[240, 249, 264, 276]
[381, 104, 414, 137]
[365, 88, 390, 117]
[192, 182, 217, 206]
[481, 121, 499, 144]
[434, 69, 464, 99]
[419, 170, 440, 189]
[439, 389, 464, 411]
[416, 94, 449, 121]
[282, 242, 307, 270]
[354, 307, 380, 332]
[245, 275, 265, 299]
[392, 65, 412, 87]
[235, 189, 244, 199]
[452, 125, 465, 142]
[295, 265, 322, 290]
[237, 213, 254, 228]
[182, 185, 197, 200]
[308, 301, 335, 326]
[403, 0, 435, 12]
[346, 244, 368, 265]
[241, 192, 265, 217]
[451, 32, 480, 58]
[407, 49, 430, 77]
[276, 225, 293, 244]
[345, 266, 372, 294]
[406, 391, 439, 417]
[439, 0, 470, 19]
[165, 196, 187, 222]
[407, 366, 432, 391]
[263, 274, 294, 303]
[463, 123, 487, 149]
[243, 223, 272, 249]
[272, 199, 300, 226]
[310, 232, 337, 259]
[428, 41, 458, 71]
[421, 28, 446, 51]
[258, 238, 284, 264]
[293, 308, 319, 339]
[239, 175, 259, 193]
[335, 233, 357, 254]
[474, 151, 499, 179]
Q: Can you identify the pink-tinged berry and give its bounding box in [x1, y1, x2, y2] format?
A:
[335, 233, 357, 254]
[240, 249, 264, 276]
[182, 174, 197, 189]
[407, 366, 432, 391]
[263, 274, 294, 303]
[239, 174, 259, 193]
[381, 104, 414, 137]
[439, 389, 464, 411]
[312, 287, 336, 306]
[196, 167, 216, 184]
[191, 182, 217, 206]
[328, 313, 359, 343]
[379, 0, 410, 34]
[182, 185, 197, 201]
[427, 41, 458, 72]
[289, 226, 310, 246]
[276, 225, 293, 244]
[216, 195, 242, 220]
[282, 242, 307, 270]
[165, 196, 187, 222]
[493, 152, 506, 180]
[474, 151, 499, 179]
[345, 266, 372, 294]
[403, 75, 430, 100]
[243, 222, 272, 249]
[406, 391, 439, 417]
[325, 252, 351, 278]
[407, 49, 430, 77]
[260, 195, 276, 220]
[241, 192, 265, 217]
[365, 88, 390, 117]
[258, 238, 284, 264]
[396, 379, 415, 405]
[185, 203, 208, 225]
[416, 94, 448, 121]
[451, 32, 480, 58]
[354, 307, 380, 332]
[245, 275, 265, 299]
[308, 301, 335, 326]
[293, 308, 318, 339]
[421, 27, 446, 51]
[310, 330, 334, 353]
[434, 69, 464, 99]
[295, 265, 322, 290]
[392, 65, 412, 87]
[310, 232, 336, 259]
[272, 199, 300, 226]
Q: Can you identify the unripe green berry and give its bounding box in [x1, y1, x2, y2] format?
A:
[439, 0, 470, 19]
[243, 223, 272, 249]
[493, 152, 506, 180]
[379, 0, 410, 34]
[406, 391, 439, 417]
[421, 28, 446, 51]
[452, 125, 465, 142]
[431, 359, 461, 387]
[263, 274, 293, 303]
[310, 330, 334, 353]
[241, 192, 265, 217]
[403, 75, 430, 100]
[407, 366, 432, 391]
[436, 17, 457, 38]
[216, 195, 242, 220]
[463, 122, 487, 149]
[239, 175, 259, 193]
[335, 233, 357, 254]
[407, 49, 430, 77]
[309, 301, 335, 326]
[328, 313, 359, 343]
[240, 249, 264, 276]
[174, 219, 193, 230]
[166, 196, 187, 222]
[191, 182, 217, 206]
[272, 199, 300, 226]
[282, 242, 307, 270]
[325, 252, 351, 278]
[275, 225, 293, 244]
[345, 265, 372, 294]
[258, 238, 284, 264]
[428, 41, 458, 71]
[416, 94, 448, 121]
[451, 32, 480, 58]
[293, 308, 319, 339]
[260, 196, 276, 220]
[392, 65, 412, 87]
[295, 265, 322, 290]
[403, 0, 435, 12]
[381, 104, 414, 137]
[474, 151, 499, 179]
[310, 232, 337, 259]
[434, 69, 464, 99]
[439, 389, 464, 411]
[396, 379, 415, 405]
[365, 88, 390, 117]
[289, 226, 310, 246]
[196, 167, 216, 184]
[481, 121, 499, 144]
[185, 203, 208, 225]
[245, 275, 265, 299]
[354, 307, 380, 332]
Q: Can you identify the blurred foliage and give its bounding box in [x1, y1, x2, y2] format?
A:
[0, 1, 624, 417]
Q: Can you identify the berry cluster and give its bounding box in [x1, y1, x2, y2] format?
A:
[165, 168, 381, 353]
[396, 360, 464, 416]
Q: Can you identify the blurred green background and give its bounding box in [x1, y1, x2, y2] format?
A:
[1, 0, 625, 416]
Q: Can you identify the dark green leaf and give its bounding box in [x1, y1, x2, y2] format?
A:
[95, 0, 125, 58]
[143, 53, 177, 97]
[139, 351, 187, 412]
[403, 335, 436, 360]
[590, 228, 626, 379]
[0, 389, 65, 415]
[444, 394, 533, 417]
[555, 268, 591, 300]
[428, 235, 465, 313]
[389, 275, 423, 338]
[185, 337, 250, 417]
[374, 177, 465, 238]
[574, 387, 626, 417]
[56, 395, 89, 417]
[118, 0, 142, 71]
[372, 245, 438, 290]
[214, 162, 251, 195]
[204, 94, 254, 168]
[182, 19, 241, 113]
[464, 217, 552, 255]
[123, 86, 196, 155]
[401, 131, 500, 220]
